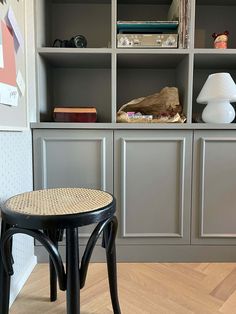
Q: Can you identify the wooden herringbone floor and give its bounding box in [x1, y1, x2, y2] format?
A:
[10, 263, 236, 314]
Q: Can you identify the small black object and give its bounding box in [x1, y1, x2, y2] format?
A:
[53, 35, 87, 48]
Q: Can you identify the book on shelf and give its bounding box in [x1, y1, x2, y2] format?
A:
[168, 0, 190, 49]
[117, 20, 179, 32]
[53, 107, 97, 123]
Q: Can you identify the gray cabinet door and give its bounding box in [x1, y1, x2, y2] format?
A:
[114, 130, 192, 244]
[33, 129, 113, 192]
[192, 130, 236, 245]
[33, 129, 113, 239]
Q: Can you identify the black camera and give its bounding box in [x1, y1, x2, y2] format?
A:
[53, 35, 87, 48]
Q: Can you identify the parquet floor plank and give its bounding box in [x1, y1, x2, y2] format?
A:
[10, 263, 236, 314]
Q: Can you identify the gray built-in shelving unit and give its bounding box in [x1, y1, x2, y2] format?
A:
[33, 0, 236, 262]
[34, 0, 236, 126]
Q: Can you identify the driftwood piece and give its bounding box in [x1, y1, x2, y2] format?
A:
[118, 87, 182, 115]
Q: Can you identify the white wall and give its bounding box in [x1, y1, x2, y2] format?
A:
[0, 0, 38, 306]
[0, 131, 37, 305]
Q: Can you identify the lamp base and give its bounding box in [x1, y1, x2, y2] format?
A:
[202, 101, 235, 123]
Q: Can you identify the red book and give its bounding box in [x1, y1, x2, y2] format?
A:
[53, 107, 97, 122]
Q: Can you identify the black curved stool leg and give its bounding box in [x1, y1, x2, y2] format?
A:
[103, 217, 121, 314]
[46, 228, 64, 302]
[49, 256, 57, 302]
[66, 228, 80, 314]
[46, 229, 58, 302]
[0, 220, 11, 314]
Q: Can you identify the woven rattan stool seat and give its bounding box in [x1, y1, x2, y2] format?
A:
[0, 187, 121, 314]
[1, 188, 115, 229]
[4, 188, 113, 216]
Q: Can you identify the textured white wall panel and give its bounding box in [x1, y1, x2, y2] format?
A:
[0, 131, 37, 305]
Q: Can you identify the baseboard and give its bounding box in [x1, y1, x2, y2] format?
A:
[10, 255, 37, 307]
[35, 244, 236, 263]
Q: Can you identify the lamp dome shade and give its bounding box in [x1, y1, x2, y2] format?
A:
[197, 72, 236, 104]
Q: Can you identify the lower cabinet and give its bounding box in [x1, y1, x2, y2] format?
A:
[33, 129, 113, 192]
[192, 130, 236, 245]
[33, 129, 113, 240]
[33, 128, 236, 260]
[114, 130, 192, 245]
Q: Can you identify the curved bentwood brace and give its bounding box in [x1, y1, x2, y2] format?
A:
[80, 215, 121, 314]
[0, 216, 121, 314]
[1, 227, 66, 291]
[80, 216, 118, 289]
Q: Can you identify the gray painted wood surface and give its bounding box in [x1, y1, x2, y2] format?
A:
[34, 0, 236, 124]
[36, 244, 236, 263]
[114, 130, 192, 244]
[33, 129, 113, 236]
[192, 130, 236, 245]
[33, 128, 236, 260]
[32, 0, 236, 262]
[33, 129, 113, 192]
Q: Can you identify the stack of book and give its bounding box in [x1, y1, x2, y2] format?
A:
[53, 107, 97, 123]
[116, 0, 190, 49]
[168, 0, 190, 49]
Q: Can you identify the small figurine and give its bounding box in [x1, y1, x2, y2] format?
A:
[212, 31, 229, 49]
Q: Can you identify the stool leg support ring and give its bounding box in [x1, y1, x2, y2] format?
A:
[1, 227, 66, 291]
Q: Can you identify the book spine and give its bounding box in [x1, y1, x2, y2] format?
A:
[54, 113, 97, 123]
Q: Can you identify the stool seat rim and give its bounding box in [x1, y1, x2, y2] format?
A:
[1, 188, 116, 229]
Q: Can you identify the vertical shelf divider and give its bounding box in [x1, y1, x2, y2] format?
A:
[112, 53, 117, 123]
[187, 53, 194, 123]
[112, 0, 117, 123]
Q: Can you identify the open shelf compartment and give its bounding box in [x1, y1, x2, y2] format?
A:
[116, 53, 190, 123]
[195, 1, 236, 49]
[117, 0, 173, 21]
[37, 53, 112, 123]
[192, 53, 236, 123]
[35, 0, 111, 48]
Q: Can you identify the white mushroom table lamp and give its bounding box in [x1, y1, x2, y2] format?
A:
[197, 72, 236, 123]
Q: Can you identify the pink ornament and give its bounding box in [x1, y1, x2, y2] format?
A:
[212, 31, 229, 49]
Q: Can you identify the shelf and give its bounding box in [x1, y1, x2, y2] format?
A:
[30, 122, 236, 130]
[117, 53, 189, 121]
[38, 48, 112, 68]
[195, 3, 236, 49]
[118, 0, 172, 4]
[194, 52, 236, 69]
[37, 52, 112, 122]
[117, 53, 188, 69]
[36, 0, 111, 48]
[52, 0, 110, 3]
[196, 0, 236, 5]
[192, 54, 236, 122]
[116, 49, 189, 55]
[117, 2, 171, 22]
[194, 49, 236, 54]
[34, 0, 236, 126]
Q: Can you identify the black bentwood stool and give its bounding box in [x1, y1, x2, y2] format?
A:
[0, 188, 121, 314]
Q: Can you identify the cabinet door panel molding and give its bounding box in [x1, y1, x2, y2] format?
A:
[40, 137, 107, 190]
[120, 137, 186, 238]
[199, 136, 236, 238]
[192, 131, 236, 245]
[114, 130, 192, 245]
